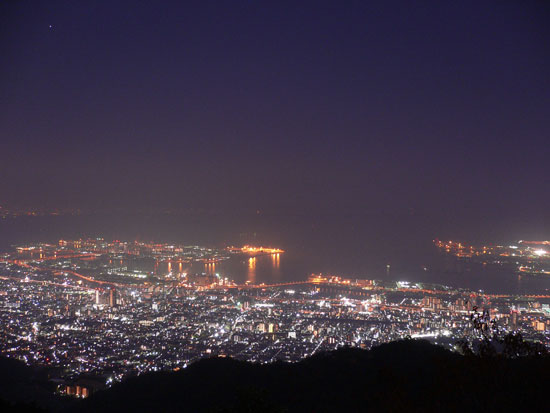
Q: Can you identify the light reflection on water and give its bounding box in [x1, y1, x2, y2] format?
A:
[156, 254, 285, 285]
[247, 257, 256, 283]
[2, 214, 550, 294]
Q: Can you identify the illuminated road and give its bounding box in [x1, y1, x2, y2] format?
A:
[209, 280, 550, 300]
[0, 275, 91, 291]
[6, 255, 131, 289]
[7, 253, 550, 300]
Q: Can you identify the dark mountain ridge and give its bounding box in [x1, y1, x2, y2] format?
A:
[2, 339, 549, 412]
[82, 339, 549, 412]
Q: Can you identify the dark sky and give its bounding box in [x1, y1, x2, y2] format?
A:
[1, 1, 549, 223]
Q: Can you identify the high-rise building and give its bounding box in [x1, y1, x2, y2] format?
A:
[109, 289, 116, 307]
[511, 311, 518, 329]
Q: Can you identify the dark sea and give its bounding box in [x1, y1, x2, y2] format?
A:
[1, 212, 549, 295]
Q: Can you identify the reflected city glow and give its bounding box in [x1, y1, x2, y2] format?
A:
[247, 257, 256, 283]
[271, 252, 280, 274]
[271, 253, 281, 279]
[271, 253, 280, 268]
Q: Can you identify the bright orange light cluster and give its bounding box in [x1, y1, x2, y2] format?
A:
[239, 245, 284, 255]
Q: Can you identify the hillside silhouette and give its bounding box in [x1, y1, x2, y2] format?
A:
[2, 338, 549, 412]
[0, 356, 68, 412]
[81, 339, 550, 412]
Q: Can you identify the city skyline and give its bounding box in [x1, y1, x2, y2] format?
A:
[2, 237, 550, 392]
[1, 1, 550, 410]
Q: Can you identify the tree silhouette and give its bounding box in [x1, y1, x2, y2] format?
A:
[458, 306, 547, 358]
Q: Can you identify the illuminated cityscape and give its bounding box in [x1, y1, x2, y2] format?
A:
[436, 240, 550, 276]
[1, 0, 549, 410]
[1, 239, 550, 399]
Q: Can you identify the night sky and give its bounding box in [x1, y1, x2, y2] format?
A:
[1, 1, 549, 228]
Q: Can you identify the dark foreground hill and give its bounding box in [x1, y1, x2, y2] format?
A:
[2, 339, 550, 412]
[81, 339, 550, 413]
[0, 356, 70, 412]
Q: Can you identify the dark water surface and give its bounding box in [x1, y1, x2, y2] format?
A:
[1, 213, 549, 295]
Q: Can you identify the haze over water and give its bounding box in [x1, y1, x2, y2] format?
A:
[1, 212, 550, 295]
